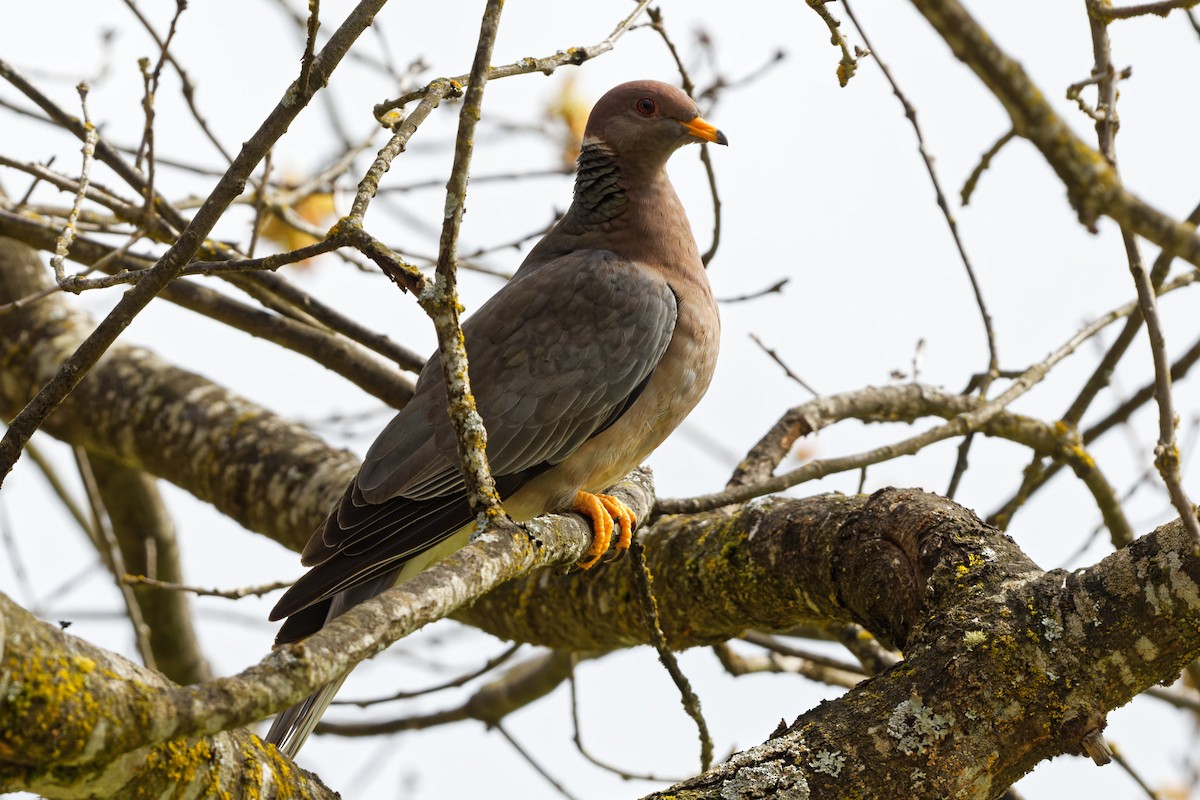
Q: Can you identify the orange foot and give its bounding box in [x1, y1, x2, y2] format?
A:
[572, 490, 637, 570]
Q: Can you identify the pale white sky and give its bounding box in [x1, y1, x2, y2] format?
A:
[2, 1, 1199, 797]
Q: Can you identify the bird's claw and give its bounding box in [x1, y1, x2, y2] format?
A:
[571, 490, 636, 571]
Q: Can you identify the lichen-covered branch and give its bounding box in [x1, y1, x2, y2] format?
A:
[7, 478, 1200, 798]
[639, 492, 1200, 799]
[0, 471, 655, 796]
[418, 0, 508, 526]
[0, 593, 338, 799]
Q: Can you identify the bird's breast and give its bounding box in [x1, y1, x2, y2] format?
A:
[514, 267, 720, 515]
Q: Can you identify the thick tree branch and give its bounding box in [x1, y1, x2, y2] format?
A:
[7, 483, 1200, 798]
[642, 493, 1200, 799]
[0, 470, 655, 793]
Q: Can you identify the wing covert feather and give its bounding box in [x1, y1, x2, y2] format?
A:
[358, 248, 677, 503]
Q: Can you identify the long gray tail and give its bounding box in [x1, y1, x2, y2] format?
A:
[263, 570, 401, 758]
[264, 673, 351, 758]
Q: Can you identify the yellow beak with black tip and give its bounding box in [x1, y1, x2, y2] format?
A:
[681, 115, 729, 146]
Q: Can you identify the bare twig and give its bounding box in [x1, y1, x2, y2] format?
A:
[74, 448, 155, 670]
[120, 0, 234, 164]
[134, 0, 184, 230]
[991, 197, 1200, 531]
[334, 643, 522, 706]
[24, 440, 92, 537]
[961, 128, 1016, 205]
[248, 148, 273, 258]
[717, 277, 789, 304]
[1109, 742, 1162, 798]
[50, 84, 98, 286]
[842, 0, 1000, 500]
[0, 0, 394, 485]
[645, 7, 725, 265]
[1094, 0, 1200, 20]
[750, 332, 820, 397]
[804, 0, 864, 86]
[299, 0, 321, 95]
[318, 650, 578, 735]
[906, 0, 1200, 264]
[373, 0, 654, 119]
[1066, 65, 1133, 123]
[568, 662, 686, 783]
[673, 377, 1134, 545]
[630, 541, 714, 772]
[712, 641, 863, 689]
[416, 0, 509, 527]
[121, 574, 293, 600]
[993, 325, 1200, 532]
[1086, 0, 1200, 545]
[494, 722, 579, 800]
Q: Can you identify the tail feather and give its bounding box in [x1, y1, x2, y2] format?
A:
[264, 673, 350, 758]
[264, 528, 473, 758]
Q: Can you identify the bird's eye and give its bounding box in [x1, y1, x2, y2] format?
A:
[635, 97, 657, 116]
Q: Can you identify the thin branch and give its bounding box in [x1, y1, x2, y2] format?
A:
[749, 332, 820, 397]
[24, 440, 92, 537]
[991, 198, 1200, 530]
[1094, 0, 1200, 20]
[568, 666, 685, 783]
[373, 0, 653, 119]
[317, 650, 578, 735]
[804, 0, 864, 86]
[993, 325, 1200, 530]
[630, 541, 714, 772]
[667, 295, 1142, 517]
[120, 0, 234, 164]
[906, 0, 1200, 265]
[121, 575, 293, 600]
[50, 85, 98, 286]
[0, 0, 394, 485]
[1109, 742, 1162, 798]
[961, 128, 1016, 206]
[644, 6, 725, 265]
[494, 722, 580, 800]
[842, 0, 1000, 500]
[299, 0, 321, 95]
[333, 643, 522, 706]
[717, 277, 789, 304]
[73, 447, 156, 670]
[712, 641, 863, 689]
[741, 630, 867, 675]
[418, 0, 508, 525]
[0, 211, 417, 406]
[1086, 0, 1200, 545]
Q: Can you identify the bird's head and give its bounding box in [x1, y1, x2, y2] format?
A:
[582, 80, 727, 175]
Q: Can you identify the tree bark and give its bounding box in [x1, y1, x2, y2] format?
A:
[3, 244, 1200, 798]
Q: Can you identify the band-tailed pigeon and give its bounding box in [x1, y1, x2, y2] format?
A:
[265, 79, 726, 757]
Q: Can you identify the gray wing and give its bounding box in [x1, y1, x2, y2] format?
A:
[270, 248, 677, 624]
[357, 247, 678, 503]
